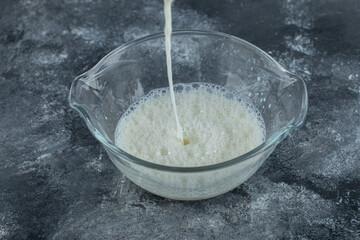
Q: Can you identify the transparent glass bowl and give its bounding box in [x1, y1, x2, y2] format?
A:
[69, 30, 307, 200]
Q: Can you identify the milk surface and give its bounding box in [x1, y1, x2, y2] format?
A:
[115, 83, 265, 167]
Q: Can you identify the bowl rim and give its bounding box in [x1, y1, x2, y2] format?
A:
[69, 30, 308, 173]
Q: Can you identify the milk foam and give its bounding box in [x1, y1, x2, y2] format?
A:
[115, 83, 265, 167]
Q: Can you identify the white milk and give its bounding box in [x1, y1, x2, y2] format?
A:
[115, 83, 265, 167]
[164, 0, 183, 142]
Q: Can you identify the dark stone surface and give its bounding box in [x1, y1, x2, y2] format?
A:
[1, 0, 359, 239]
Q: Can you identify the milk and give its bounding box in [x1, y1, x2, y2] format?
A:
[115, 83, 265, 167]
[164, 0, 184, 142]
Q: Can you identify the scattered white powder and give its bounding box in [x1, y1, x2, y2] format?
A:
[35, 50, 68, 65]
[285, 34, 314, 55]
[283, 0, 314, 29]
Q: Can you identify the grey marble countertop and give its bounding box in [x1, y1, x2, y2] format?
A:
[1, 0, 359, 239]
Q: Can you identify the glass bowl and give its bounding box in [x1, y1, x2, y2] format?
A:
[69, 30, 307, 200]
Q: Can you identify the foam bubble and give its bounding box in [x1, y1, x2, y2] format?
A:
[115, 83, 265, 167]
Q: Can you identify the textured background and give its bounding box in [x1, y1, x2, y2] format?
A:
[1, 0, 359, 239]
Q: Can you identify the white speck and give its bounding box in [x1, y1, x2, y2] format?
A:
[16, 152, 52, 175]
[283, 0, 314, 29]
[0, 226, 9, 239]
[330, 129, 343, 142]
[123, 27, 154, 42]
[348, 74, 359, 81]
[304, 70, 311, 75]
[131, 79, 145, 102]
[71, 27, 102, 44]
[35, 50, 68, 65]
[0, 212, 20, 238]
[285, 34, 314, 55]
[86, 153, 104, 172]
[348, 86, 360, 95]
